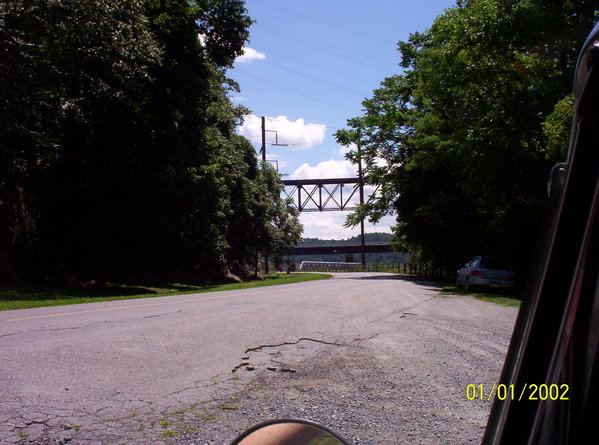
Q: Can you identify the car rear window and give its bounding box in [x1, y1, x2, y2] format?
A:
[480, 257, 510, 270]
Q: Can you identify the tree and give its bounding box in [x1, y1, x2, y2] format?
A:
[258, 164, 303, 262]
[1, 0, 301, 283]
[336, 0, 598, 276]
[217, 136, 301, 278]
[1, 0, 163, 280]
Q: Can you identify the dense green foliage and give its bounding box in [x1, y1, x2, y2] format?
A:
[0, 0, 301, 284]
[336, 0, 598, 276]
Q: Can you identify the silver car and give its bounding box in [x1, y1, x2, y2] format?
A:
[456, 256, 515, 291]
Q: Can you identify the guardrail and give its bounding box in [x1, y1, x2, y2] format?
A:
[300, 262, 453, 280]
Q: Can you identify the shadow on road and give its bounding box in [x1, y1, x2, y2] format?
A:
[335, 273, 445, 288]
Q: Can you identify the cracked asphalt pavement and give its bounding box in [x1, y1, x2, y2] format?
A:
[0, 273, 518, 444]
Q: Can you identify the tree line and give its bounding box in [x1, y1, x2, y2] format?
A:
[336, 0, 598, 278]
[0, 0, 302, 284]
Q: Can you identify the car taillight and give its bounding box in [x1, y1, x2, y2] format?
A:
[471, 270, 484, 276]
[507, 274, 515, 280]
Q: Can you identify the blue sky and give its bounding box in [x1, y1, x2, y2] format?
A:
[229, 0, 457, 239]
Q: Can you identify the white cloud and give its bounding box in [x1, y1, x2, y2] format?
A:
[299, 213, 355, 239]
[291, 159, 357, 179]
[338, 144, 388, 170]
[299, 212, 395, 239]
[338, 143, 356, 156]
[235, 47, 266, 63]
[238, 114, 326, 149]
[271, 160, 288, 170]
[264, 152, 288, 171]
[374, 157, 388, 167]
[229, 95, 247, 103]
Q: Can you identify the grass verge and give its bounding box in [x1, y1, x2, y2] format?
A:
[441, 285, 521, 308]
[0, 273, 332, 311]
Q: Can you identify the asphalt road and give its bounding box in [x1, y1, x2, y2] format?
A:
[0, 273, 519, 444]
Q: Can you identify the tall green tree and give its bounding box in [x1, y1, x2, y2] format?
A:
[1, 0, 163, 280]
[336, 0, 598, 276]
[1, 0, 301, 283]
[258, 164, 303, 262]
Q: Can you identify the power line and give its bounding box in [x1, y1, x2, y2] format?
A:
[257, 24, 397, 67]
[301, 117, 348, 120]
[257, 25, 394, 71]
[253, 0, 396, 45]
[256, 47, 375, 85]
[262, 60, 369, 96]
[266, 117, 346, 134]
[235, 68, 356, 112]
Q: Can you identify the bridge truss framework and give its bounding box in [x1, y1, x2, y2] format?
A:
[281, 177, 387, 265]
[282, 177, 361, 212]
[261, 116, 381, 266]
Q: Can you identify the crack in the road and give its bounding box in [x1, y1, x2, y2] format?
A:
[230, 337, 343, 374]
[231, 337, 344, 373]
[0, 326, 86, 339]
[341, 296, 438, 344]
[369, 295, 437, 325]
[244, 337, 343, 354]
[0, 332, 23, 339]
[231, 362, 251, 373]
[33, 326, 85, 334]
[143, 309, 183, 319]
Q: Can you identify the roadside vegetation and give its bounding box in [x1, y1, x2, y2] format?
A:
[335, 0, 598, 283]
[0, 273, 331, 311]
[442, 285, 521, 308]
[1, 0, 301, 287]
[3, 1, 596, 289]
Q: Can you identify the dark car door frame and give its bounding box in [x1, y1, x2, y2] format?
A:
[482, 22, 599, 445]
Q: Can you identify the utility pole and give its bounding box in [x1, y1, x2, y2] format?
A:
[357, 133, 366, 267]
[260, 116, 290, 275]
[261, 116, 268, 275]
[261, 116, 266, 163]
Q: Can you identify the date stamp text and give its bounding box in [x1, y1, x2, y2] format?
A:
[466, 383, 570, 401]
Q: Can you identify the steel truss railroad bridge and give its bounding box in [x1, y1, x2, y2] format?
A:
[282, 177, 362, 212]
[281, 177, 391, 258]
[259, 117, 390, 264]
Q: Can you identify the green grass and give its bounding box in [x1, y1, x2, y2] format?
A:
[441, 285, 521, 308]
[0, 273, 332, 311]
[217, 403, 239, 411]
[158, 429, 178, 438]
